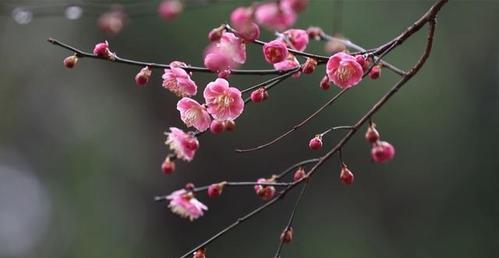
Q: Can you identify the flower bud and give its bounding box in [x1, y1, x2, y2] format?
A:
[93, 41, 110, 58]
[254, 178, 276, 201]
[369, 65, 381, 80]
[365, 124, 380, 143]
[340, 165, 354, 185]
[207, 183, 224, 198]
[63, 55, 78, 69]
[306, 26, 323, 40]
[293, 167, 306, 181]
[184, 183, 195, 192]
[193, 248, 206, 258]
[308, 135, 323, 150]
[134, 66, 152, 86]
[250, 87, 268, 103]
[280, 227, 294, 243]
[210, 120, 225, 134]
[320, 75, 331, 90]
[161, 157, 175, 175]
[371, 141, 395, 163]
[324, 40, 346, 54]
[302, 58, 317, 74]
[223, 120, 236, 132]
[355, 55, 369, 71]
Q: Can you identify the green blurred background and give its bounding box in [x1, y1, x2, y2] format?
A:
[1, 1, 498, 258]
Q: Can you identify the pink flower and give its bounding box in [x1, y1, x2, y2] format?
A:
[177, 98, 212, 132]
[263, 39, 289, 64]
[280, 0, 309, 13]
[165, 127, 199, 161]
[203, 78, 244, 121]
[158, 0, 183, 21]
[255, 2, 297, 32]
[273, 54, 300, 74]
[230, 7, 253, 28]
[162, 67, 197, 97]
[93, 41, 110, 57]
[204, 50, 232, 73]
[326, 52, 364, 89]
[166, 189, 207, 221]
[282, 29, 309, 51]
[371, 141, 395, 163]
[203, 32, 246, 72]
[218, 32, 246, 64]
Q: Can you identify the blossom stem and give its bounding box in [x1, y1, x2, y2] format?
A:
[47, 38, 287, 75]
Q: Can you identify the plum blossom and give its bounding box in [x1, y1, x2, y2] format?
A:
[263, 39, 289, 64]
[282, 29, 309, 51]
[204, 32, 247, 72]
[218, 32, 247, 64]
[230, 6, 253, 28]
[177, 98, 212, 132]
[255, 2, 297, 32]
[165, 127, 199, 161]
[326, 52, 364, 89]
[273, 54, 301, 75]
[166, 189, 207, 221]
[162, 67, 197, 97]
[203, 78, 244, 121]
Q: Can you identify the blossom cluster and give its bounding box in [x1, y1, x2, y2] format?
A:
[60, 0, 398, 223]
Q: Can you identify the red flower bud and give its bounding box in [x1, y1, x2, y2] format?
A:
[207, 183, 224, 198]
[308, 135, 323, 150]
[280, 227, 294, 243]
[293, 167, 306, 181]
[134, 66, 152, 86]
[320, 75, 330, 90]
[339, 165, 354, 185]
[365, 124, 380, 143]
[161, 157, 175, 175]
[250, 87, 268, 103]
[223, 120, 236, 132]
[302, 58, 317, 74]
[369, 65, 381, 79]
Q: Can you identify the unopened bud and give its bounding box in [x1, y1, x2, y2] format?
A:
[134, 66, 152, 86]
[161, 157, 175, 175]
[339, 164, 354, 185]
[207, 182, 225, 198]
[63, 55, 78, 69]
[302, 58, 317, 74]
[280, 227, 294, 243]
[308, 135, 323, 150]
[306, 26, 323, 40]
[224, 120, 236, 132]
[320, 75, 331, 90]
[250, 87, 268, 103]
[369, 65, 381, 80]
[293, 167, 306, 181]
[365, 124, 380, 143]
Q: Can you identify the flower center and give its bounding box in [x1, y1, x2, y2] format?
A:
[184, 108, 201, 126]
[336, 65, 353, 83]
[216, 93, 233, 109]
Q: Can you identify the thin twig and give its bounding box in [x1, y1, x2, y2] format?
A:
[48, 38, 287, 75]
[174, 2, 446, 258]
